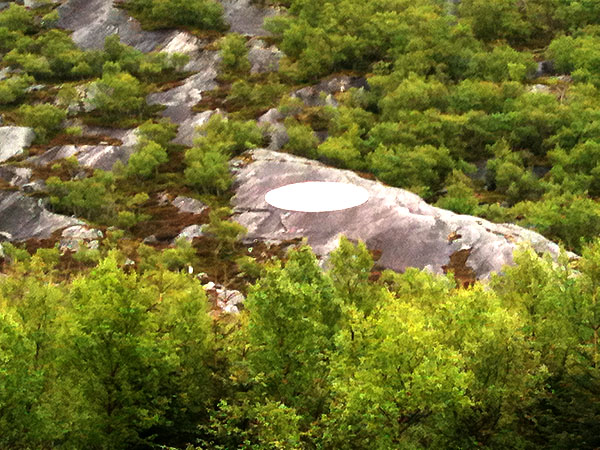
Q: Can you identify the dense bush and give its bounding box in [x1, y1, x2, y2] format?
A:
[18, 104, 66, 143]
[126, 0, 227, 31]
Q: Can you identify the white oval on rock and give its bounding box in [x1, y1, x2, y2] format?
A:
[265, 181, 369, 212]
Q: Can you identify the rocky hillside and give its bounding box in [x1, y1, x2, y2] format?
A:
[0, 0, 591, 285]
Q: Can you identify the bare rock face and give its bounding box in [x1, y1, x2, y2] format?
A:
[0, 127, 35, 163]
[56, 0, 176, 51]
[176, 224, 206, 242]
[292, 76, 368, 107]
[27, 144, 134, 171]
[172, 196, 208, 215]
[248, 38, 283, 74]
[24, 0, 59, 8]
[0, 191, 80, 241]
[60, 225, 103, 252]
[232, 150, 568, 280]
[147, 52, 220, 145]
[0, 166, 32, 188]
[221, 0, 277, 36]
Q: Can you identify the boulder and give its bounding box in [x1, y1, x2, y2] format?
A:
[248, 39, 283, 74]
[535, 60, 555, 78]
[204, 282, 245, 314]
[0, 127, 35, 163]
[175, 224, 206, 242]
[0, 190, 80, 241]
[0, 166, 32, 187]
[529, 84, 552, 94]
[171, 196, 208, 215]
[292, 76, 368, 107]
[232, 150, 571, 280]
[59, 225, 103, 252]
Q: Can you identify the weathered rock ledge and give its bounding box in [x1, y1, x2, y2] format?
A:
[0, 191, 80, 241]
[232, 150, 570, 280]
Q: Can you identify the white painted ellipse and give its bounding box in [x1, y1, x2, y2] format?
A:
[265, 181, 369, 212]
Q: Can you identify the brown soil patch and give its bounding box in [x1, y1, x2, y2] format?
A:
[442, 248, 477, 288]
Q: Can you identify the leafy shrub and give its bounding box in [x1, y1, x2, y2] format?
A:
[0, 75, 34, 105]
[127, 141, 168, 179]
[219, 33, 250, 75]
[127, 0, 227, 31]
[18, 104, 67, 143]
[283, 118, 318, 158]
[88, 65, 146, 120]
[46, 170, 116, 221]
[0, 4, 35, 33]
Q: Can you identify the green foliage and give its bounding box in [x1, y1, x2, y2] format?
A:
[61, 254, 215, 448]
[126, 0, 227, 31]
[127, 140, 168, 179]
[88, 66, 146, 120]
[18, 103, 66, 143]
[224, 78, 287, 118]
[548, 31, 600, 86]
[283, 117, 318, 157]
[0, 4, 35, 33]
[0, 74, 34, 105]
[184, 115, 263, 193]
[245, 247, 340, 417]
[467, 45, 537, 82]
[136, 118, 178, 147]
[219, 33, 250, 75]
[46, 170, 116, 221]
[512, 192, 600, 252]
[369, 143, 455, 199]
[205, 207, 247, 255]
[486, 140, 544, 204]
[435, 170, 480, 215]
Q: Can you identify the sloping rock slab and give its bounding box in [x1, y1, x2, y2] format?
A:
[221, 0, 277, 36]
[232, 150, 566, 280]
[0, 127, 35, 163]
[57, 0, 177, 51]
[0, 191, 80, 241]
[0, 166, 32, 187]
[27, 144, 134, 171]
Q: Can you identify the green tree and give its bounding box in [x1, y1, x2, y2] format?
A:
[60, 254, 215, 448]
[245, 247, 341, 418]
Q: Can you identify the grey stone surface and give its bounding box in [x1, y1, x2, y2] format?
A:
[221, 0, 277, 36]
[56, 0, 177, 51]
[147, 51, 220, 145]
[292, 76, 368, 107]
[27, 144, 134, 170]
[529, 84, 552, 94]
[535, 60, 555, 78]
[60, 225, 103, 252]
[172, 196, 207, 215]
[248, 39, 282, 74]
[172, 109, 220, 147]
[0, 190, 80, 241]
[205, 283, 245, 314]
[24, 0, 59, 8]
[0, 166, 32, 187]
[232, 150, 570, 280]
[176, 224, 206, 242]
[0, 127, 36, 163]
